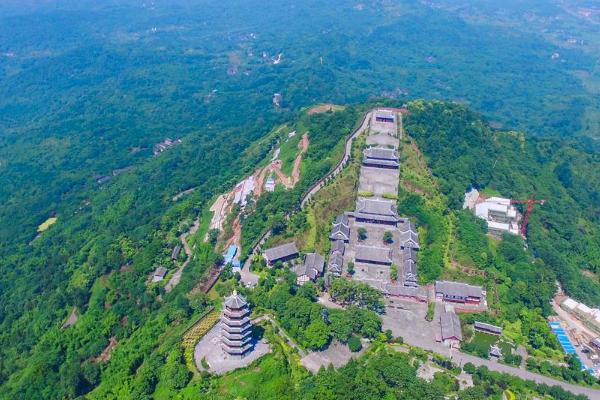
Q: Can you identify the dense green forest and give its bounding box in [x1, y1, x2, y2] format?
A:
[1, 1, 599, 399]
[404, 100, 600, 305]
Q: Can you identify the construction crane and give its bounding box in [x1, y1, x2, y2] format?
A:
[510, 197, 546, 236]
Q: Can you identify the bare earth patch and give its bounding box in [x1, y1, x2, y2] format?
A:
[307, 103, 345, 115]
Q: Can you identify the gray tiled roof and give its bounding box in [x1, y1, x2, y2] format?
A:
[384, 284, 426, 300]
[334, 214, 350, 226]
[154, 266, 167, 278]
[295, 253, 325, 280]
[330, 240, 345, 255]
[402, 248, 418, 262]
[363, 147, 399, 160]
[330, 224, 350, 241]
[474, 321, 502, 334]
[399, 230, 420, 249]
[356, 198, 398, 217]
[263, 242, 298, 262]
[363, 159, 400, 167]
[435, 280, 483, 299]
[224, 291, 248, 309]
[355, 245, 393, 264]
[328, 252, 343, 275]
[330, 214, 351, 241]
[440, 311, 462, 341]
[403, 259, 417, 278]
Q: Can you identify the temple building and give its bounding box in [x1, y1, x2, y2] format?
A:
[362, 146, 400, 169]
[355, 198, 401, 226]
[221, 291, 253, 357]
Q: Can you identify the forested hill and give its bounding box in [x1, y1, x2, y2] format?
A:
[1, 0, 599, 253]
[404, 100, 600, 305]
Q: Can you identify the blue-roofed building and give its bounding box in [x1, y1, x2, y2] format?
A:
[224, 245, 238, 266]
[549, 322, 587, 370]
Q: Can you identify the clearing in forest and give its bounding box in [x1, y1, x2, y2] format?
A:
[307, 103, 345, 115]
[37, 217, 57, 232]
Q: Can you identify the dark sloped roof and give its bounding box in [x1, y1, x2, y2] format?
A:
[263, 242, 299, 262]
[435, 281, 483, 299]
[441, 311, 462, 341]
[474, 321, 502, 334]
[295, 253, 325, 280]
[172, 244, 182, 259]
[355, 245, 393, 264]
[224, 290, 248, 309]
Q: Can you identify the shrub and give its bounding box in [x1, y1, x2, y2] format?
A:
[348, 336, 362, 352]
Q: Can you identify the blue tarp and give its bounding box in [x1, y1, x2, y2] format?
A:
[224, 245, 238, 265]
[549, 323, 587, 369]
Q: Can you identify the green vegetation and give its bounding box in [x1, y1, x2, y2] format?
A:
[329, 278, 384, 313]
[241, 107, 362, 256]
[357, 190, 374, 197]
[247, 271, 381, 350]
[383, 230, 394, 244]
[357, 227, 368, 241]
[405, 100, 600, 305]
[37, 217, 58, 233]
[425, 302, 435, 322]
[462, 331, 499, 359]
[390, 264, 398, 281]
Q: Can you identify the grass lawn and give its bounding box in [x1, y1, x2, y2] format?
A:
[279, 129, 302, 176]
[469, 331, 498, 356]
[215, 335, 296, 400]
[37, 217, 57, 232]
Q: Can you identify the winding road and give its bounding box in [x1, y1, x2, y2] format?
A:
[165, 218, 199, 293]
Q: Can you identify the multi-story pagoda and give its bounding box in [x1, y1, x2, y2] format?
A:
[221, 290, 253, 357]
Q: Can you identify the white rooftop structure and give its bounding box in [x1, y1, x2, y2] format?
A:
[233, 176, 256, 206]
[472, 195, 520, 236]
[463, 188, 480, 210]
[562, 298, 578, 310]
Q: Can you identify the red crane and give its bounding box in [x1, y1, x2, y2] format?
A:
[510, 197, 546, 236]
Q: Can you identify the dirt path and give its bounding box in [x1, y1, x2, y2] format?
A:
[94, 336, 118, 363]
[224, 214, 241, 248]
[253, 166, 270, 198]
[271, 160, 294, 188]
[291, 133, 309, 185]
[61, 307, 78, 329]
[307, 103, 345, 115]
[208, 194, 228, 231]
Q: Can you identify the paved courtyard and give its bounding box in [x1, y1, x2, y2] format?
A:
[366, 132, 398, 147]
[382, 299, 442, 348]
[194, 323, 271, 375]
[358, 167, 399, 195]
[300, 340, 368, 373]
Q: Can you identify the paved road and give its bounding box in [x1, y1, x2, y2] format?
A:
[399, 327, 600, 399]
[300, 110, 372, 208]
[243, 110, 372, 269]
[165, 218, 199, 293]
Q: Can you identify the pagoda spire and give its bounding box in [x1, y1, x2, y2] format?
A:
[221, 291, 253, 357]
